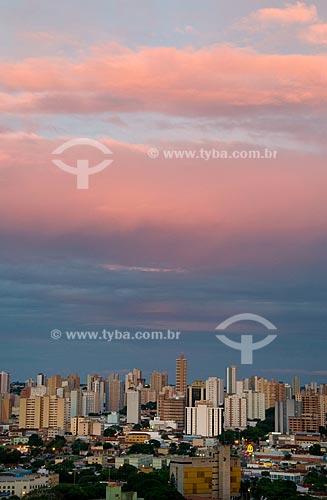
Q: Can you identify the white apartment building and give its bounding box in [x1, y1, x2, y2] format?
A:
[224, 395, 247, 430]
[0, 474, 50, 498]
[127, 389, 141, 424]
[243, 390, 265, 421]
[205, 377, 224, 407]
[186, 402, 223, 437]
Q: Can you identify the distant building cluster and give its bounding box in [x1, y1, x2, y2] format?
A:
[1, 361, 327, 437]
[1, 359, 327, 499]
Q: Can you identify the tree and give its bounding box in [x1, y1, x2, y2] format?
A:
[71, 439, 89, 455]
[46, 435, 67, 452]
[309, 444, 323, 456]
[141, 402, 157, 411]
[104, 425, 122, 437]
[52, 484, 88, 500]
[305, 469, 327, 492]
[177, 442, 191, 455]
[104, 427, 117, 437]
[169, 442, 178, 454]
[29, 434, 44, 447]
[241, 408, 275, 443]
[219, 430, 236, 445]
[119, 406, 127, 416]
[47, 459, 76, 483]
[148, 439, 161, 449]
[30, 458, 46, 472]
[251, 478, 298, 500]
[132, 424, 142, 431]
[123, 470, 186, 500]
[0, 448, 22, 465]
[127, 443, 155, 455]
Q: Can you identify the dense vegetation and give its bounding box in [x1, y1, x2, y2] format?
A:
[220, 407, 275, 444]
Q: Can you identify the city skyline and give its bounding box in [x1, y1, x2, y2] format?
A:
[1, 3, 327, 499]
[1, 1, 327, 380]
[3, 362, 327, 388]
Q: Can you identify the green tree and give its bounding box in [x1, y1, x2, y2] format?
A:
[251, 478, 298, 500]
[0, 448, 22, 465]
[309, 444, 323, 456]
[119, 406, 127, 416]
[46, 436, 67, 453]
[28, 434, 44, 447]
[177, 442, 191, 455]
[52, 484, 88, 500]
[104, 425, 122, 437]
[219, 429, 236, 444]
[169, 442, 178, 454]
[71, 439, 89, 455]
[148, 439, 161, 449]
[124, 470, 186, 500]
[132, 423, 142, 431]
[127, 443, 155, 455]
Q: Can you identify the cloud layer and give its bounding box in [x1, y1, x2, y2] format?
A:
[0, 45, 327, 116]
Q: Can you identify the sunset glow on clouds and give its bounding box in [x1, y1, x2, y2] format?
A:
[1, 0, 327, 379]
[0, 45, 327, 115]
[242, 2, 318, 27]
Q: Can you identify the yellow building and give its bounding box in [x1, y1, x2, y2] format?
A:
[170, 447, 241, 499]
[0, 395, 11, 423]
[19, 395, 70, 431]
[47, 375, 62, 396]
[230, 457, 242, 497]
[184, 465, 212, 496]
[125, 432, 150, 444]
[71, 416, 103, 436]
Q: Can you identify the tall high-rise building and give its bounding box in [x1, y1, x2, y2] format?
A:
[0, 372, 10, 394]
[140, 387, 157, 404]
[176, 353, 187, 395]
[126, 389, 141, 424]
[108, 374, 123, 412]
[133, 368, 144, 387]
[186, 401, 223, 437]
[125, 369, 144, 392]
[292, 377, 301, 397]
[150, 371, 168, 397]
[187, 381, 206, 407]
[206, 377, 224, 407]
[158, 391, 186, 430]
[47, 375, 62, 396]
[70, 389, 82, 418]
[0, 394, 11, 423]
[275, 399, 302, 434]
[19, 395, 70, 431]
[243, 391, 265, 421]
[36, 373, 46, 387]
[224, 395, 247, 430]
[319, 395, 327, 428]
[226, 366, 237, 395]
[82, 390, 100, 416]
[66, 373, 80, 391]
[87, 375, 106, 413]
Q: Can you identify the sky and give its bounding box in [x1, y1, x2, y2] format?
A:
[1, 1, 327, 384]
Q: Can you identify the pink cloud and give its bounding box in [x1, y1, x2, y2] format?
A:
[0, 45, 326, 116]
[241, 2, 318, 29]
[302, 23, 327, 44]
[0, 132, 326, 269]
[19, 31, 80, 48]
[103, 264, 185, 273]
